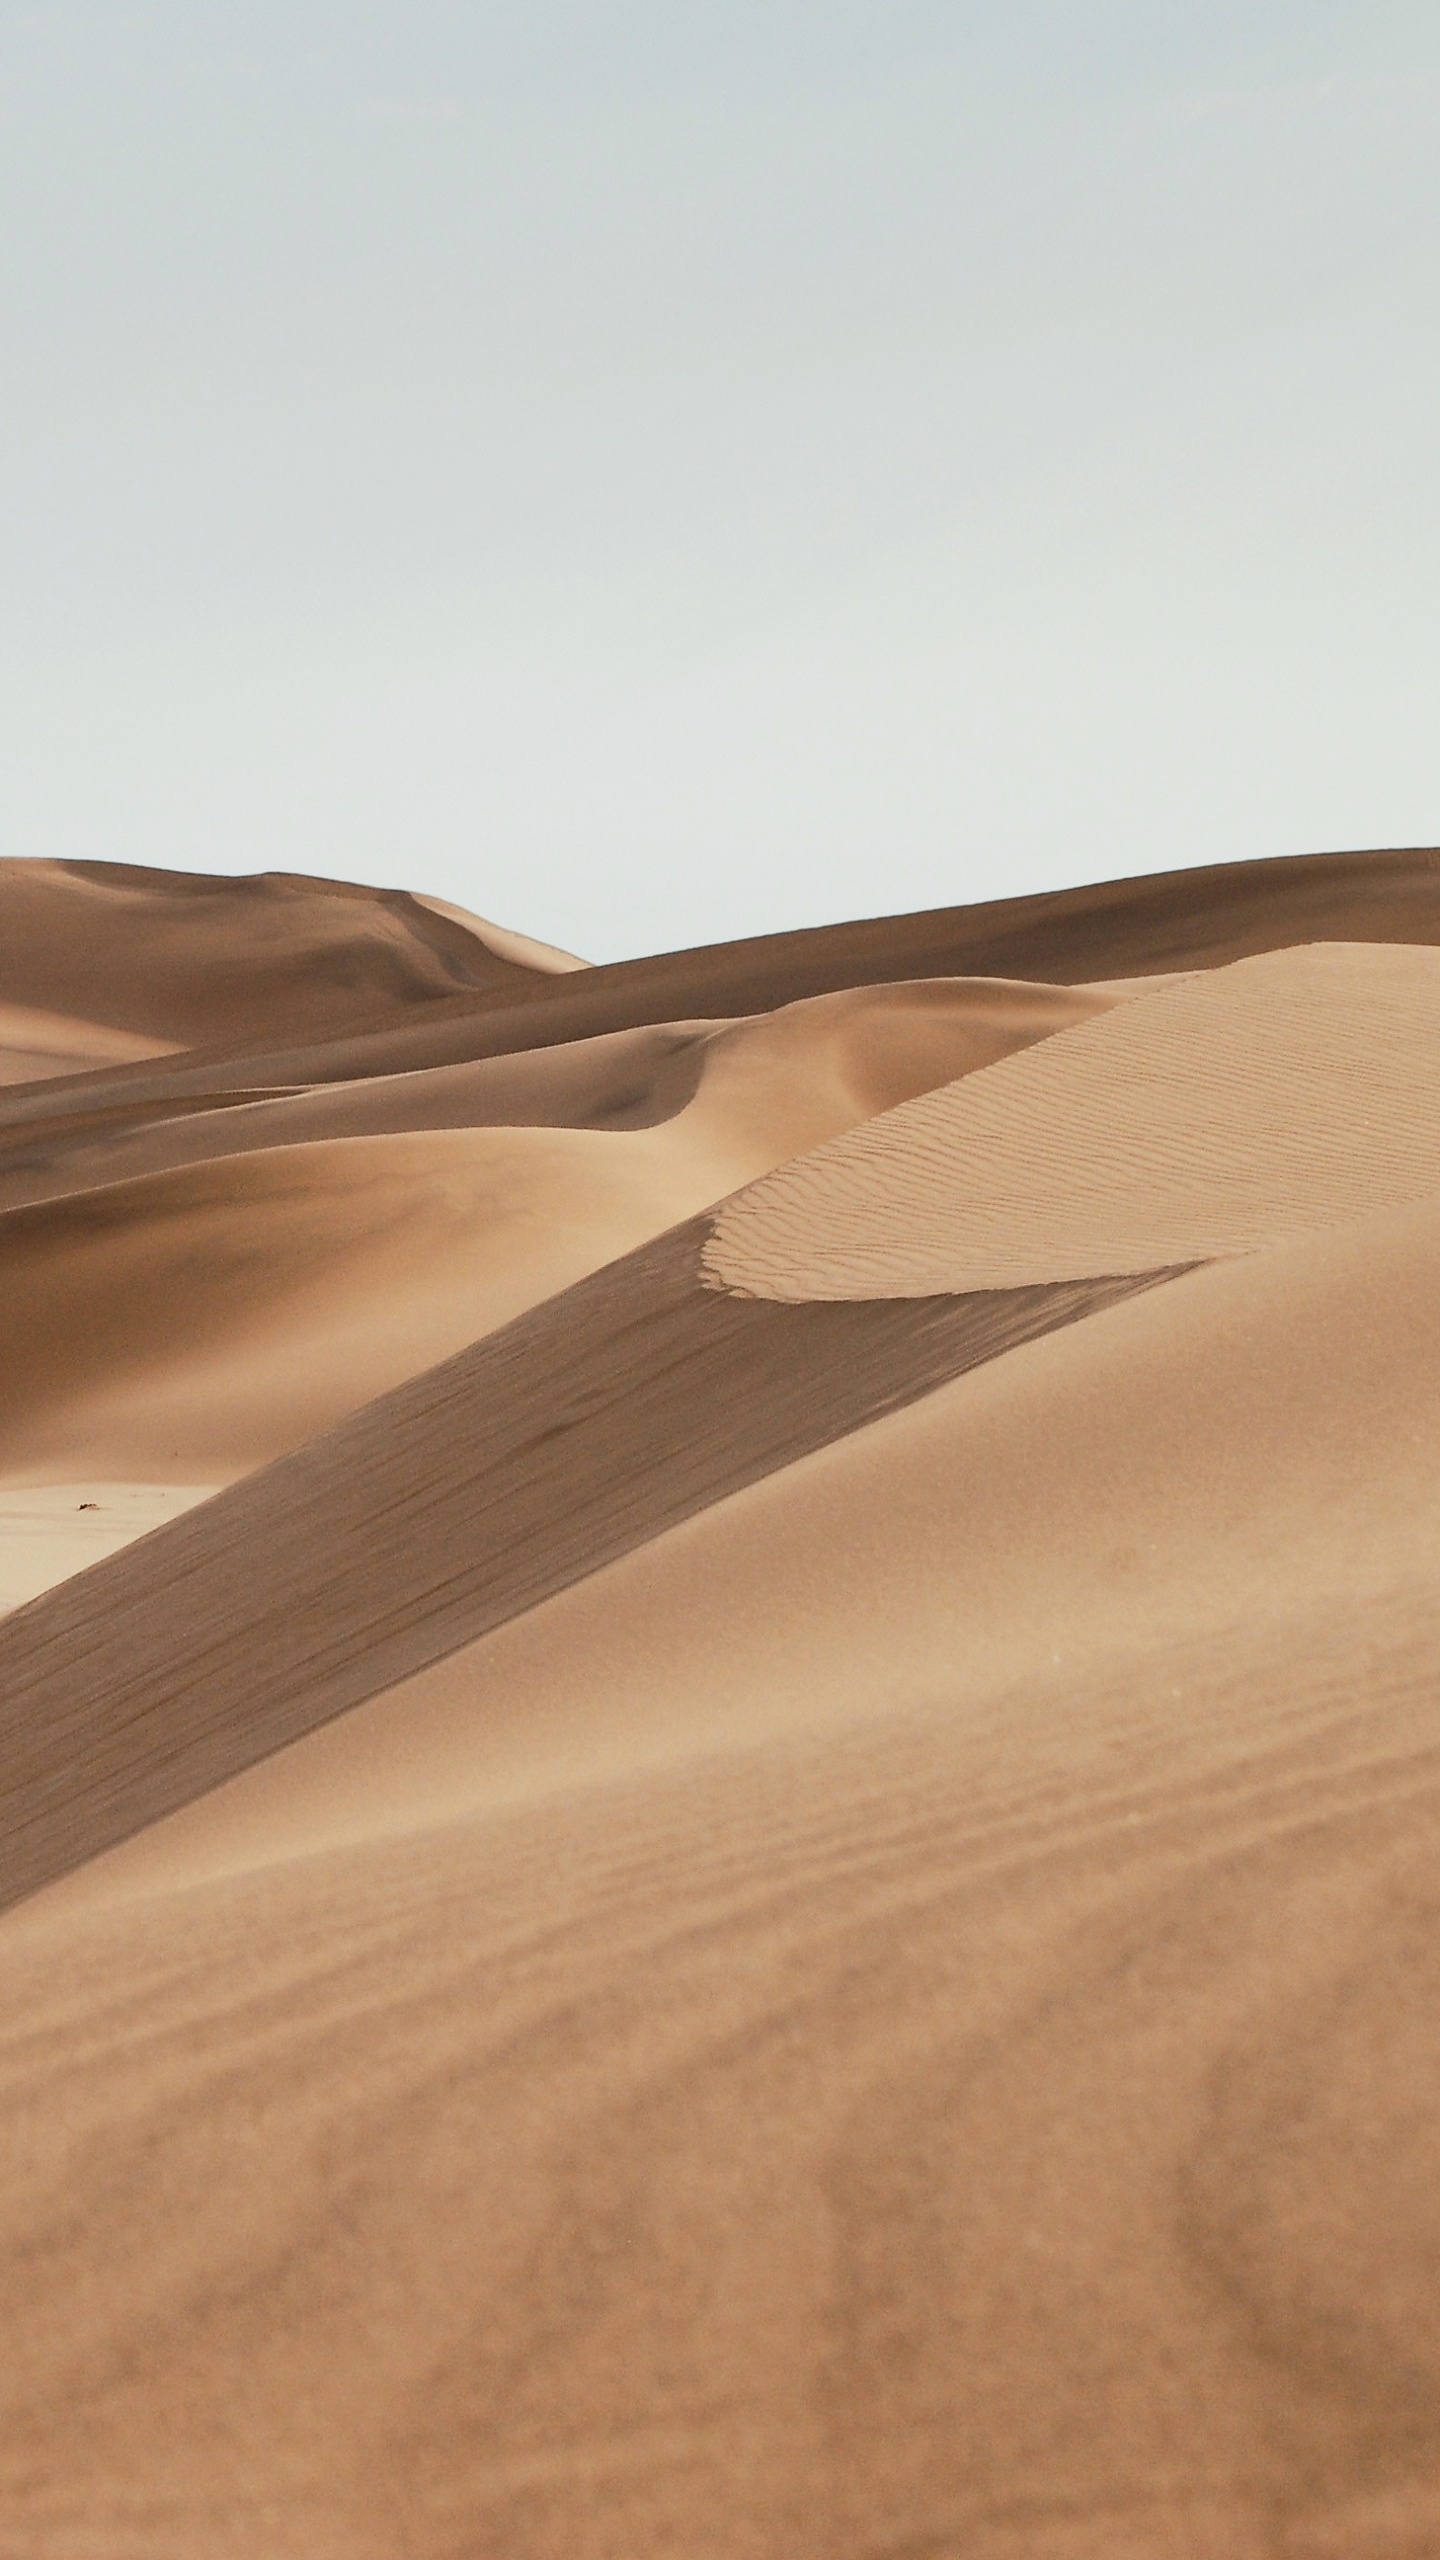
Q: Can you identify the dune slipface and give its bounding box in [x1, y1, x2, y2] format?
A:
[3, 852, 1440, 2559]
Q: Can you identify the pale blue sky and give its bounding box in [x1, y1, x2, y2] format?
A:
[2, 2, 1437, 958]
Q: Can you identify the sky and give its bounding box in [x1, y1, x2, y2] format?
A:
[1, 2, 1437, 962]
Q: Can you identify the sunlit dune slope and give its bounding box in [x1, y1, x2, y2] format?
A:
[0, 1485, 218, 1616]
[9, 1197, 1440, 2556]
[0, 1213, 1165, 1906]
[10, 855, 1440, 2558]
[0, 978, 1115, 1482]
[710, 939, 1440, 1295]
[66, 1176, 1440, 1901]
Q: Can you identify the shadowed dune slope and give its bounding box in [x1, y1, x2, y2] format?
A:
[710, 939, 1440, 1297]
[0, 1216, 1170, 1910]
[1, 841, 1436, 1134]
[0, 976, 1113, 1217]
[63, 1175, 1440, 1905]
[8, 1199, 1440, 2554]
[0, 859, 582, 1060]
[0, 979, 1118, 1482]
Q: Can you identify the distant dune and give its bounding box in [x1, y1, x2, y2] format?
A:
[3, 849, 1440, 2557]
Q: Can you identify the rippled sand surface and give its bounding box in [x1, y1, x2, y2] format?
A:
[5, 846, 1440, 2557]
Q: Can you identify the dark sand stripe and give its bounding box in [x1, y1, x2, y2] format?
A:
[0, 1228, 1190, 1911]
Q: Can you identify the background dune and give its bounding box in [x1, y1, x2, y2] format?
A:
[0, 859, 583, 1059]
[0, 977, 1117, 1485]
[6, 852, 1440, 2557]
[2, 842, 1437, 1142]
[0, 1001, 181, 1087]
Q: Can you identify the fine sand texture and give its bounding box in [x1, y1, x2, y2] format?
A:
[5, 851, 1440, 2557]
[0, 977, 1120, 1483]
[708, 939, 1440, 1296]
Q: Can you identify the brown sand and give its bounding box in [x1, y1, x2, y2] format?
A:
[2, 838, 1435, 1139]
[0, 858, 583, 1054]
[708, 939, 1440, 1296]
[0, 977, 1117, 1483]
[3, 854, 1440, 2556]
[0, 1001, 181, 1087]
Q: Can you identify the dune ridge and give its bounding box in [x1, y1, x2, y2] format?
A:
[2, 841, 1436, 1137]
[708, 940, 1440, 1297]
[0, 1214, 1176, 1911]
[0, 977, 1122, 1485]
[0, 859, 579, 1059]
[6, 854, 1440, 2556]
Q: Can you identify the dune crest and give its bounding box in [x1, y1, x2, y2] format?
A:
[0, 974, 1123, 1486]
[707, 939, 1440, 1297]
[6, 855, 1440, 2556]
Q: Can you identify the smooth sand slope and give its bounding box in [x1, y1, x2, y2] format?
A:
[0, 978, 1117, 1484]
[2, 841, 1436, 1138]
[8, 1195, 1440, 2556]
[710, 939, 1440, 1295]
[0, 1000, 180, 1086]
[0, 1485, 218, 1616]
[0, 1221, 1167, 1906]
[0, 859, 585, 1056]
[4, 853, 1440, 2557]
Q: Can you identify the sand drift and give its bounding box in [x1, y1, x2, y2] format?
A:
[3, 848, 1440, 2557]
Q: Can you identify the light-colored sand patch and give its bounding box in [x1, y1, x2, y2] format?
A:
[706, 940, 1440, 1298]
[0, 1483, 219, 1612]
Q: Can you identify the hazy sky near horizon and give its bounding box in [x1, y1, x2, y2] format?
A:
[1, 2, 1437, 960]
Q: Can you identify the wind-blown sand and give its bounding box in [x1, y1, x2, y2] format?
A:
[3, 850, 1440, 2557]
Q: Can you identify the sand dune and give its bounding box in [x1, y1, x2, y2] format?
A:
[0, 1213, 1168, 1902]
[0, 1001, 181, 1087]
[0, 859, 581, 1056]
[0, 1485, 218, 1615]
[709, 939, 1440, 1296]
[9, 1195, 1440, 2553]
[58, 1175, 1440, 1901]
[2, 840, 1435, 1141]
[5, 853, 1440, 2556]
[0, 977, 1118, 1483]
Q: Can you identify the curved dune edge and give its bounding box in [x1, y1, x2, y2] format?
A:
[7, 1194, 1440, 2553]
[0, 977, 1124, 1484]
[0, 858, 572, 1056]
[52, 1173, 1440, 1910]
[704, 940, 1440, 1298]
[411, 892, 590, 974]
[0, 1217, 1179, 1912]
[11, 854, 1440, 2555]
[6, 840, 1440, 1138]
